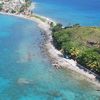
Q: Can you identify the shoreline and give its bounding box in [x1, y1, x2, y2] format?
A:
[0, 12, 100, 87]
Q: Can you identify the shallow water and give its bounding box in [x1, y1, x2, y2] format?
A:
[0, 14, 100, 100]
[33, 0, 100, 26]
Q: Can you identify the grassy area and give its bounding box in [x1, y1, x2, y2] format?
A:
[31, 14, 46, 22]
[52, 24, 100, 75]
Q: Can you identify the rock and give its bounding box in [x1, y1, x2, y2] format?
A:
[17, 78, 33, 85]
[96, 90, 100, 91]
[47, 90, 62, 97]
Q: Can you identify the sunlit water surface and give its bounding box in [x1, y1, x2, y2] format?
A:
[33, 0, 100, 26]
[0, 14, 100, 100]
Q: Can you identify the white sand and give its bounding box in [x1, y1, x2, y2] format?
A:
[0, 12, 100, 87]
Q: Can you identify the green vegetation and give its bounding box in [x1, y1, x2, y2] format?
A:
[19, 0, 32, 13]
[52, 24, 100, 75]
[32, 14, 46, 22]
[25, 0, 32, 7]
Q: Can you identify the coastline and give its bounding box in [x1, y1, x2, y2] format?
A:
[0, 12, 100, 87]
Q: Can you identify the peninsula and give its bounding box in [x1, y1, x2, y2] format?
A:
[0, 0, 100, 87]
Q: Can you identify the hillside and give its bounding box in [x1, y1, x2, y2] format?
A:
[52, 24, 100, 75]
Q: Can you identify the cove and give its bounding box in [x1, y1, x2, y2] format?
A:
[0, 14, 100, 100]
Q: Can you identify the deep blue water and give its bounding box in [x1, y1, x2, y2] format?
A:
[33, 0, 100, 26]
[0, 14, 100, 100]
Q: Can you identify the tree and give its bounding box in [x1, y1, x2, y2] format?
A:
[77, 49, 100, 73]
[52, 23, 62, 32]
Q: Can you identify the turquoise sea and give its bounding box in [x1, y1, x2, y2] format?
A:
[33, 0, 100, 26]
[0, 0, 100, 99]
[0, 13, 100, 100]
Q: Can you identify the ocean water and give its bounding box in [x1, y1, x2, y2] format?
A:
[0, 14, 100, 100]
[33, 0, 100, 26]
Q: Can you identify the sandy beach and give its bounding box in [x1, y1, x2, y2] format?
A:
[0, 11, 100, 87]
